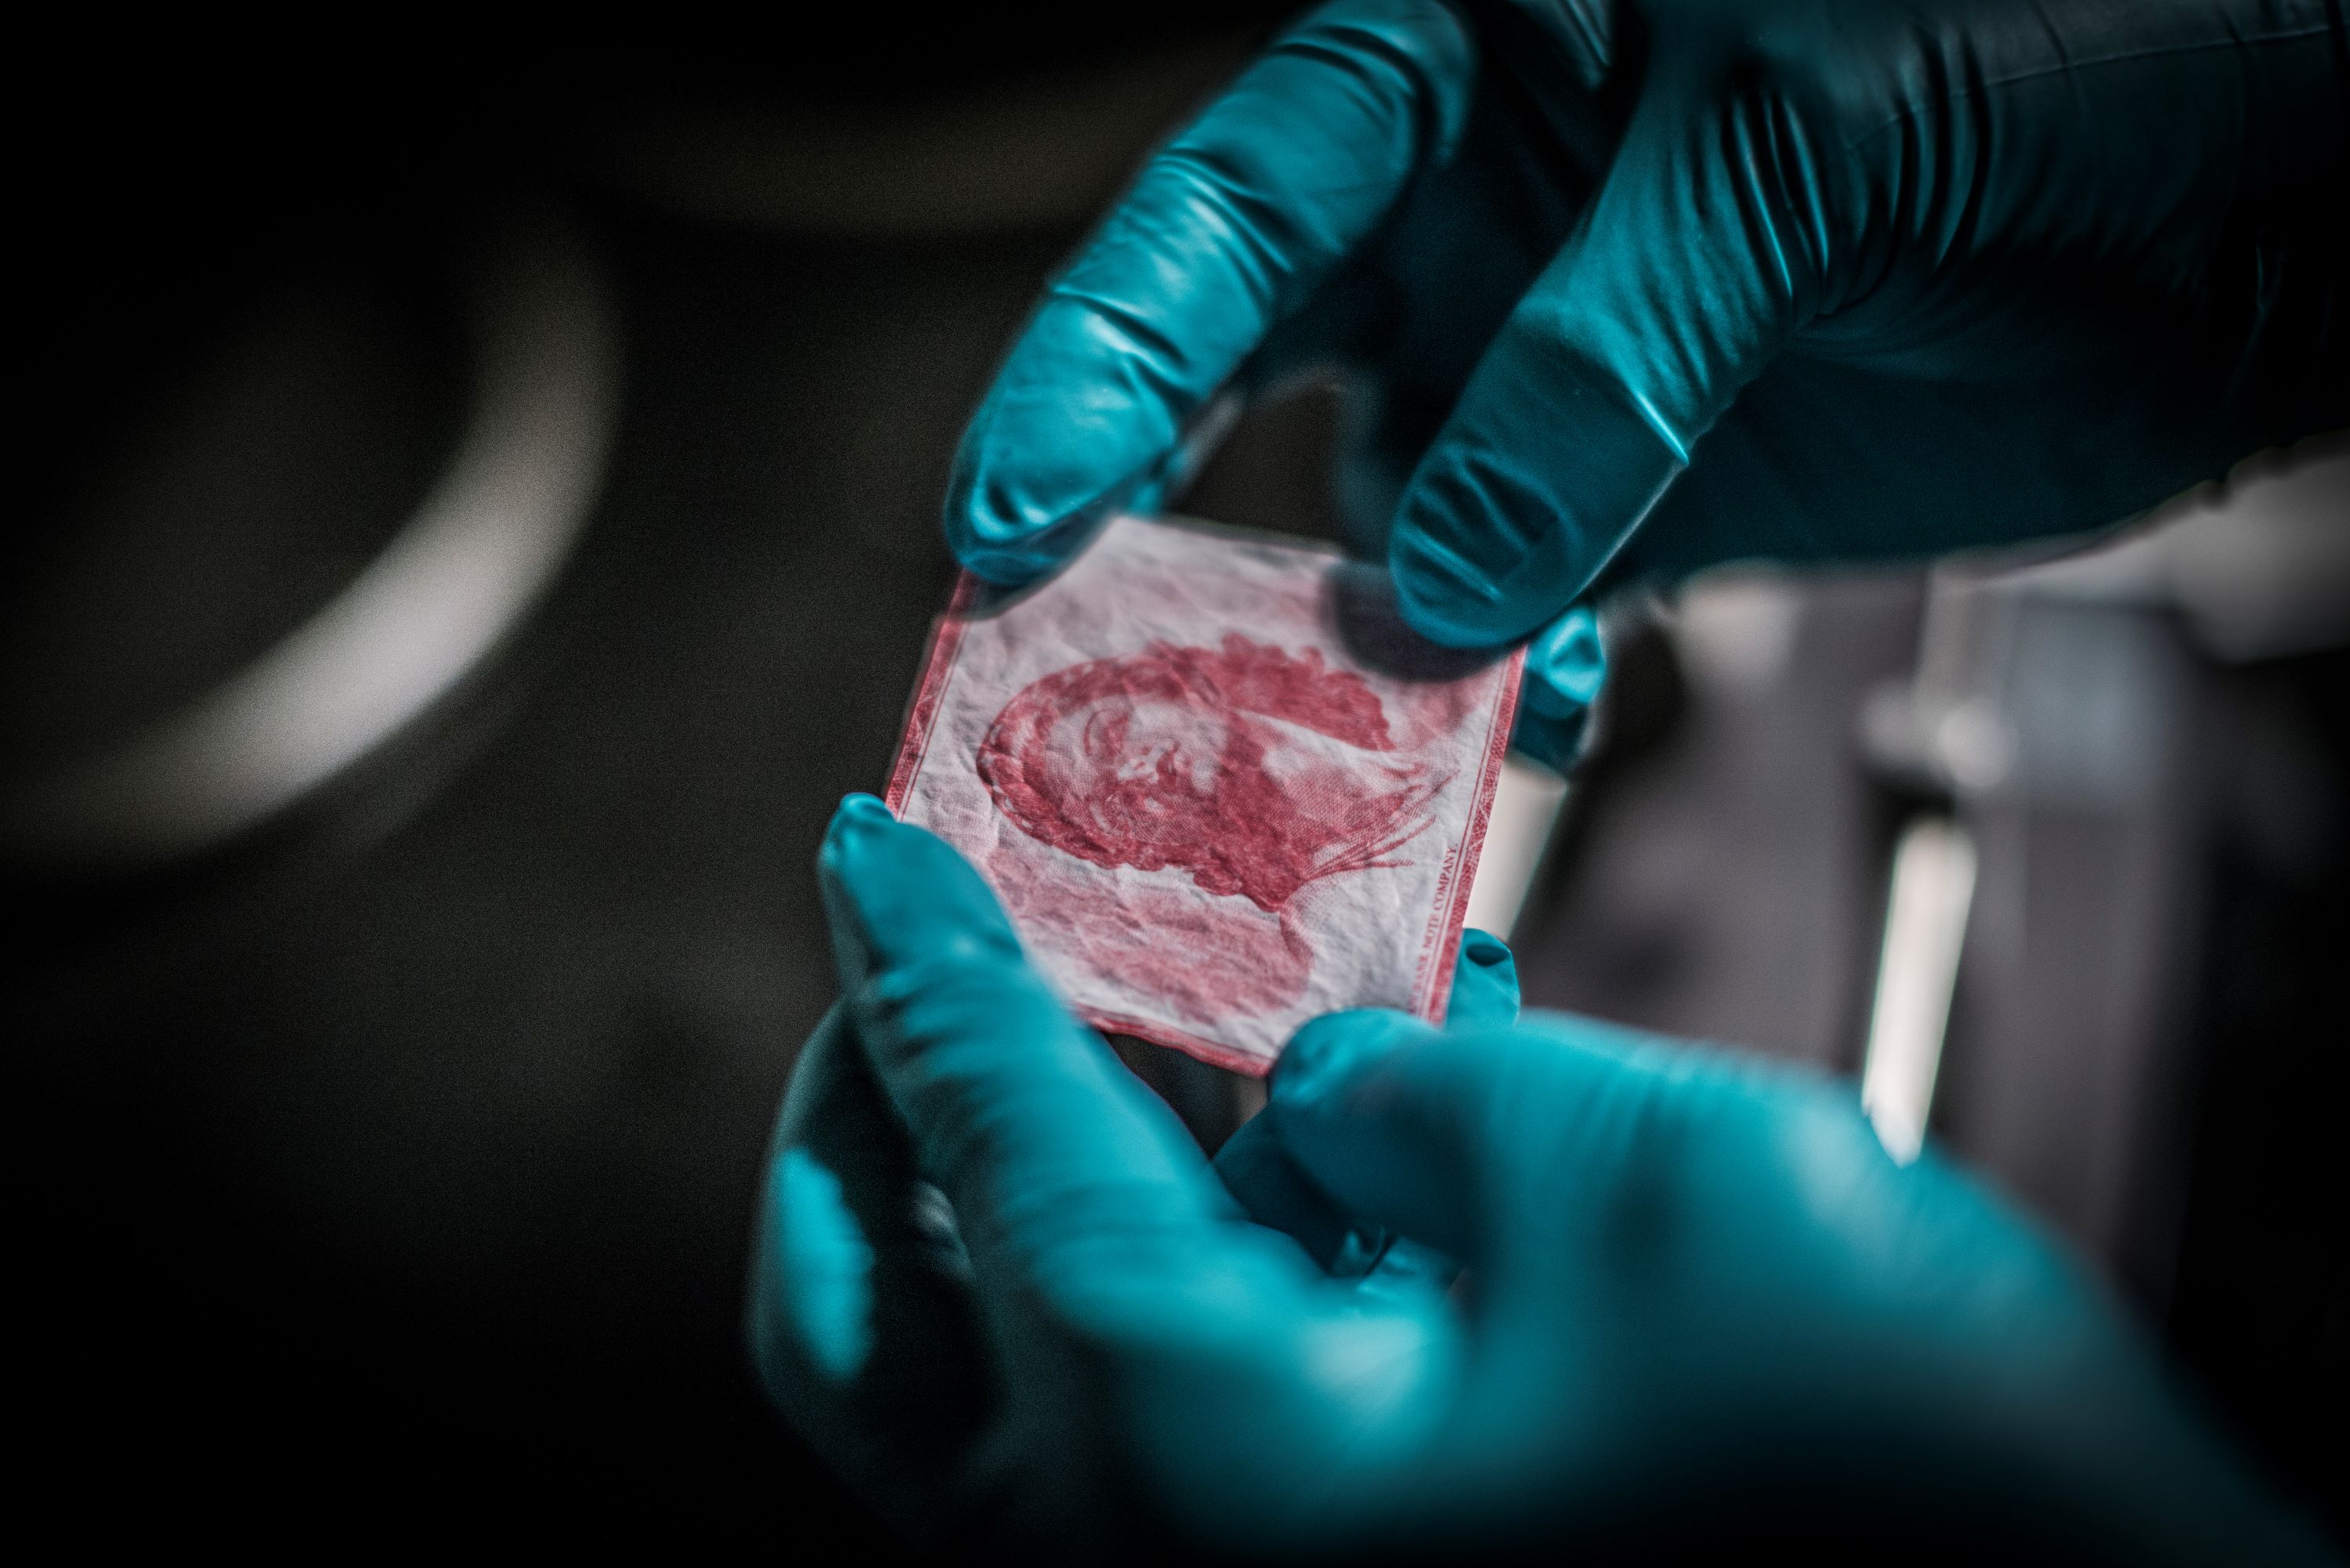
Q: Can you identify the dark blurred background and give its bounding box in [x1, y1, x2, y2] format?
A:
[9, 7, 2343, 1548]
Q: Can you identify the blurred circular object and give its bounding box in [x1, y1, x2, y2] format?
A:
[0, 208, 620, 875]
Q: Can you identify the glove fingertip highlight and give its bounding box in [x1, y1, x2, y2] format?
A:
[819, 795, 1024, 987]
[765, 1147, 877, 1386]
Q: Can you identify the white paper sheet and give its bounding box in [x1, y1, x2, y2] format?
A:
[887, 515, 1523, 1074]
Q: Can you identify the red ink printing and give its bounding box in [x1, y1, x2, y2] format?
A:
[884, 522, 1528, 1069]
[977, 634, 1449, 912]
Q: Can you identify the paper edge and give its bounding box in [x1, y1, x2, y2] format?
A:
[883, 570, 982, 814]
[1413, 647, 1527, 1029]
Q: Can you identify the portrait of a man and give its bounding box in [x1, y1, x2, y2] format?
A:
[977, 633, 1447, 915]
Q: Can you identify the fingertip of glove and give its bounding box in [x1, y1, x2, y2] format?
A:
[1524, 605, 1606, 715]
[835, 792, 893, 826]
[1461, 928, 1511, 969]
[819, 796, 1022, 978]
[1274, 1009, 1437, 1115]
[1388, 522, 1525, 649]
[1448, 929, 1520, 1031]
[943, 365, 1172, 587]
[819, 793, 896, 869]
[1509, 605, 1607, 768]
[941, 480, 1061, 588]
[1386, 363, 1687, 649]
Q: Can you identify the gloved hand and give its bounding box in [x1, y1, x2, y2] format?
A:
[945, 0, 2346, 662]
[748, 797, 2329, 1560]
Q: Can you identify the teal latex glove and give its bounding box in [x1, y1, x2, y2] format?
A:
[945, 0, 2347, 657]
[749, 797, 2330, 1559]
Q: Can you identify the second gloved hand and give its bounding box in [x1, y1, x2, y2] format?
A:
[946, 0, 2346, 652]
[747, 797, 2326, 1560]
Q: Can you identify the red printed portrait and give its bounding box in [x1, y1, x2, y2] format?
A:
[885, 515, 1521, 1074]
[976, 635, 1447, 915]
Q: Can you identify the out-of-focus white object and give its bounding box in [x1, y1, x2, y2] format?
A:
[1673, 571, 1802, 695]
[3, 211, 620, 870]
[1860, 816, 1979, 1165]
[1462, 757, 1570, 941]
[2018, 437, 2350, 661]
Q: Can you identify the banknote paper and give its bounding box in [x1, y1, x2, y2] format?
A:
[885, 515, 1524, 1075]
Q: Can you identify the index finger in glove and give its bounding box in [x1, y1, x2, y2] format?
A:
[1213, 926, 1517, 1274]
[1388, 83, 1805, 645]
[818, 794, 1236, 1281]
[944, 0, 1476, 585]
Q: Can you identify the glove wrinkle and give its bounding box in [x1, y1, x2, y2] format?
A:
[757, 810, 2334, 1560]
